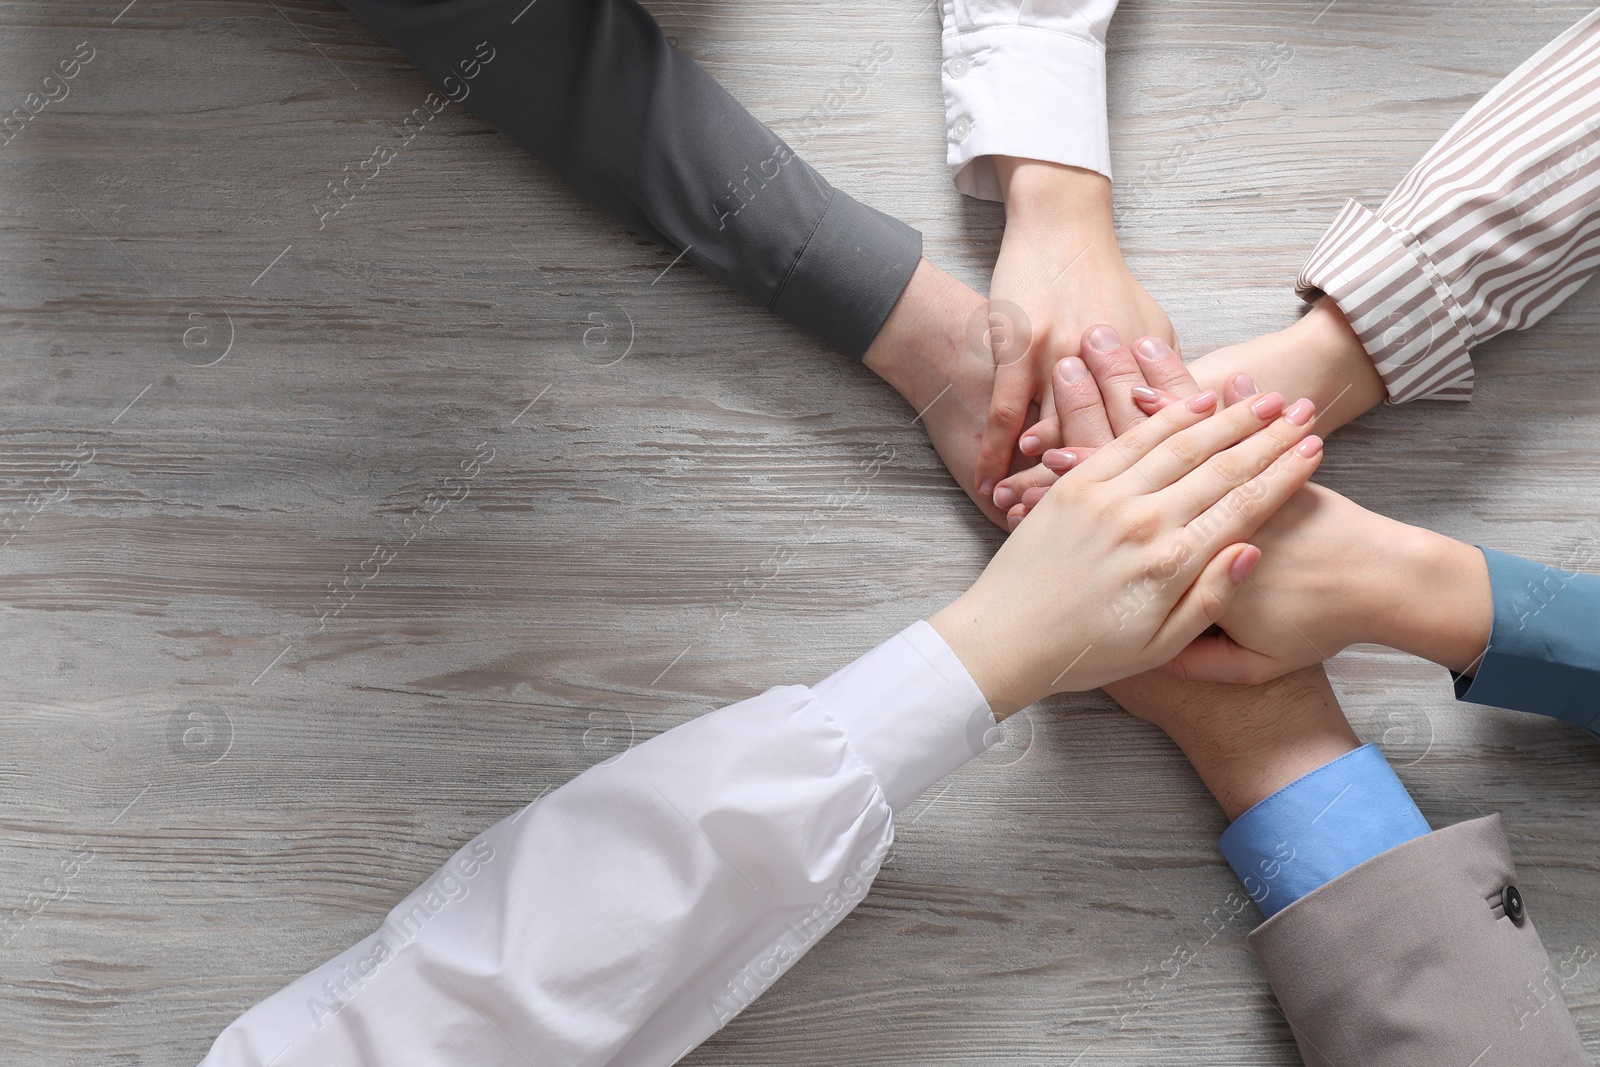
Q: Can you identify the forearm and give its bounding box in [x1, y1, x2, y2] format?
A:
[338, 0, 919, 357]
[997, 159, 1116, 239]
[862, 259, 986, 415]
[1455, 549, 1600, 733]
[1372, 526, 1493, 676]
[1105, 667, 1360, 821]
[992, 159, 1131, 282]
[1293, 8, 1600, 405]
[1111, 668, 1446, 933]
[201, 625, 993, 1065]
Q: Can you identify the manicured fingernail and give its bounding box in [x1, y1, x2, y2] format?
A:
[1085, 325, 1121, 354]
[1132, 385, 1161, 405]
[1134, 337, 1170, 361]
[1284, 398, 1316, 426]
[1231, 372, 1258, 398]
[1294, 434, 1324, 458]
[1043, 449, 1076, 471]
[1022, 487, 1048, 506]
[1250, 392, 1285, 420]
[1007, 511, 1024, 532]
[979, 478, 996, 497]
[1020, 435, 1041, 453]
[993, 485, 1019, 510]
[1229, 545, 1262, 583]
[1186, 390, 1217, 413]
[1059, 356, 1090, 382]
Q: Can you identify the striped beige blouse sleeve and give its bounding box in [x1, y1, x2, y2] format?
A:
[1296, 8, 1600, 404]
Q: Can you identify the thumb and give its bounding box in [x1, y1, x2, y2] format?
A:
[1148, 543, 1261, 662]
[977, 369, 1037, 495]
[1164, 632, 1283, 686]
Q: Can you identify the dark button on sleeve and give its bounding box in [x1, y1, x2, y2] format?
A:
[1502, 884, 1525, 923]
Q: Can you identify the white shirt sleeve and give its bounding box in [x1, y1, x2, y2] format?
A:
[940, 0, 1120, 201]
[197, 621, 994, 1067]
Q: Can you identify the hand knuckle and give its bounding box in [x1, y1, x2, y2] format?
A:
[1062, 380, 1101, 405]
[1123, 512, 1161, 546]
[1225, 488, 1260, 522]
[1211, 457, 1244, 484]
[1165, 437, 1200, 468]
[990, 399, 1027, 425]
[1102, 367, 1144, 391]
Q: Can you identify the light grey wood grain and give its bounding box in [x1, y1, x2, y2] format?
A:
[2, 1, 1598, 1064]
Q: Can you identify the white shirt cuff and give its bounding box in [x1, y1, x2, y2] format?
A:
[812, 620, 995, 813]
[944, 24, 1112, 202]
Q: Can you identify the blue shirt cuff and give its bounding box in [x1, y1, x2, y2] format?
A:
[1218, 744, 1430, 918]
[1454, 546, 1600, 738]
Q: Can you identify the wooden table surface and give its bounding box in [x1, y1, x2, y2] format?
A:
[3, 1, 1598, 1063]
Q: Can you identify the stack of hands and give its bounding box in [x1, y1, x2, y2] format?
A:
[961, 322, 1489, 691]
[872, 158, 1491, 721]
[197, 5, 1600, 1063]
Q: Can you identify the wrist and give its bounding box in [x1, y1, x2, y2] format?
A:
[1191, 297, 1384, 434]
[996, 158, 1117, 241]
[1108, 669, 1361, 821]
[1288, 298, 1379, 415]
[928, 595, 1041, 721]
[1375, 526, 1493, 675]
[863, 258, 985, 411]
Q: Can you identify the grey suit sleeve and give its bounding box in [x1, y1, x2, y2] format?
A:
[1249, 815, 1587, 1067]
[1454, 547, 1600, 737]
[336, 0, 922, 358]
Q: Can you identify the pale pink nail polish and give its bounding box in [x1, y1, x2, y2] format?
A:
[1020, 435, 1041, 453]
[993, 486, 1019, 510]
[1186, 390, 1217, 413]
[1229, 545, 1262, 583]
[1250, 392, 1284, 420]
[1284, 398, 1316, 426]
[1231, 372, 1259, 398]
[1294, 435, 1324, 458]
[1132, 386, 1161, 404]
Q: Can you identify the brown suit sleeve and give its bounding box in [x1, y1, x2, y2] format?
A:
[1248, 814, 1588, 1067]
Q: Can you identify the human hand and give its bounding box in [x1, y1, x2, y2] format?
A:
[989, 326, 1217, 529]
[929, 387, 1324, 715]
[1095, 370, 1491, 685]
[1164, 478, 1493, 686]
[863, 259, 1027, 527]
[1165, 481, 1421, 682]
[1008, 297, 1385, 469]
[995, 328, 1492, 684]
[973, 160, 1174, 507]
